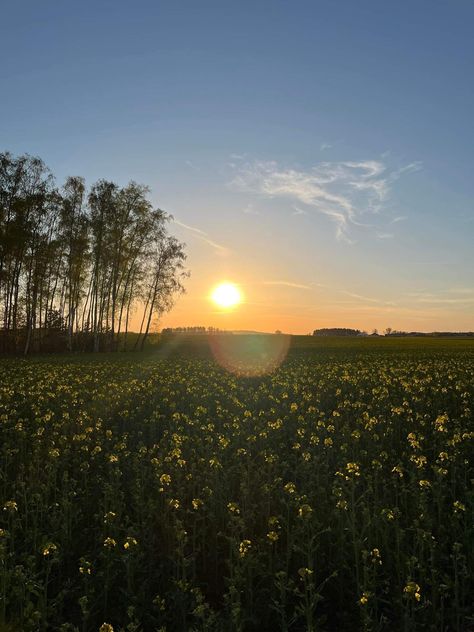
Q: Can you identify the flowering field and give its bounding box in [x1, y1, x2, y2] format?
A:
[1, 338, 473, 631]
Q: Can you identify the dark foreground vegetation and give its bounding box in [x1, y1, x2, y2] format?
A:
[0, 151, 186, 355]
[1, 336, 473, 631]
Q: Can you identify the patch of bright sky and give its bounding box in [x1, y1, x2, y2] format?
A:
[1, 0, 473, 332]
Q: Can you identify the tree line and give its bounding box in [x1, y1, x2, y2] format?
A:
[313, 328, 363, 337]
[161, 326, 227, 334]
[0, 151, 187, 354]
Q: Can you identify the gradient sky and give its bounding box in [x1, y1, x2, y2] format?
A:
[1, 0, 473, 333]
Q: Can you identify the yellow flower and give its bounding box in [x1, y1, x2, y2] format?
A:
[345, 462, 360, 477]
[267, 530, 279, 542]
[3, 500, 18, 513]
[404, 581, 421, 602]
[103, 537, 116, 549]
[391, 465, 404, 478]
[411, 454, 427, 468]
[284, 482, 296, 494]
[103, 511, 116, 524]
[370, 548, 382, 565]
[239, 539, 252, 557]
[358, 591, 371, 606]
[123, 537, 138, 550]
[381, 508, 395, 521]
[227, 502, 240, 514]
[159, 473, 171, 486]
[192, 498, 203, 510]
[42, 542, 58, 557]
[79, 559, 92, 575]
[298, 567, 313, 580]
[434, 414, 448, 432]
[298, 504, 313, 519]
[99, 624, 114, 632]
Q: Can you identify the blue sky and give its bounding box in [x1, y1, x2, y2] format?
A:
[1, 0, 473, 332]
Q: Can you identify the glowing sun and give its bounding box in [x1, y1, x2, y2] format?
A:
[211, 282, 242, 308]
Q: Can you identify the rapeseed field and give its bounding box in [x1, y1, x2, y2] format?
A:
[0, 338, 473, 631]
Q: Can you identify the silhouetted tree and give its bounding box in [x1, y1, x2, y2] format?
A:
[0, 151, 187, 354]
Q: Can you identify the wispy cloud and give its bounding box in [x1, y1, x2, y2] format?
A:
[263, 280, 312, 290]
[320, 142, 333, 151]
[341, 291, 379, 304]
[407, 260, 459, 266]
[416, 297, 474, 305]
[231, 159, 421, 241]
[339, 289, 397, 306]
[173, 219, 230, 256]
[292, 205, 308, 216]
[405, 288, 474, 306]
[447, 287, 474, 295]
[390, 215, 407, 224]
[185, 160, 199, 171]
[242, 203, 260, 215]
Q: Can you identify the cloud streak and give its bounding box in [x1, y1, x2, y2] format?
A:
[263, 280, 312, 290]
[231, 159, 421, 241]
[173, 219, 230, 256]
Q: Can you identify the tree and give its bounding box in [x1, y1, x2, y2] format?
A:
[60, 176, 89, 351]
[0, 151, 187, 354]
[136, 232, 188, 351]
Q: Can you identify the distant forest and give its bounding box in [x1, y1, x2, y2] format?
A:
[313, 328, 474, 338]
[0, 152, 187, 354]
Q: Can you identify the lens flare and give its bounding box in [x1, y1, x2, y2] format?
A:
[209, 334, 290, 377]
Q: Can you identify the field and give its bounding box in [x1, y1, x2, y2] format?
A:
[1, 336, 473, 631]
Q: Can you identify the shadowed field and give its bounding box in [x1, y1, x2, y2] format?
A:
[1, 337, 473, 630]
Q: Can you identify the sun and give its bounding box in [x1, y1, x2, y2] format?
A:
[211, 282, 242, 309]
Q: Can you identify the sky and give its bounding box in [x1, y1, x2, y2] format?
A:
[1, 0, 473, 333]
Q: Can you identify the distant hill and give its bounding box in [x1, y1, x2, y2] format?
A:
[161, 327, 274, 335]
[161, 328, 474, 339]
[230, 329, 274, 335]
[386, 331, 474, 338]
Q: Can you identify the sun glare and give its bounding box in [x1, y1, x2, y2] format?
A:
[211, 282, 242, 309]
